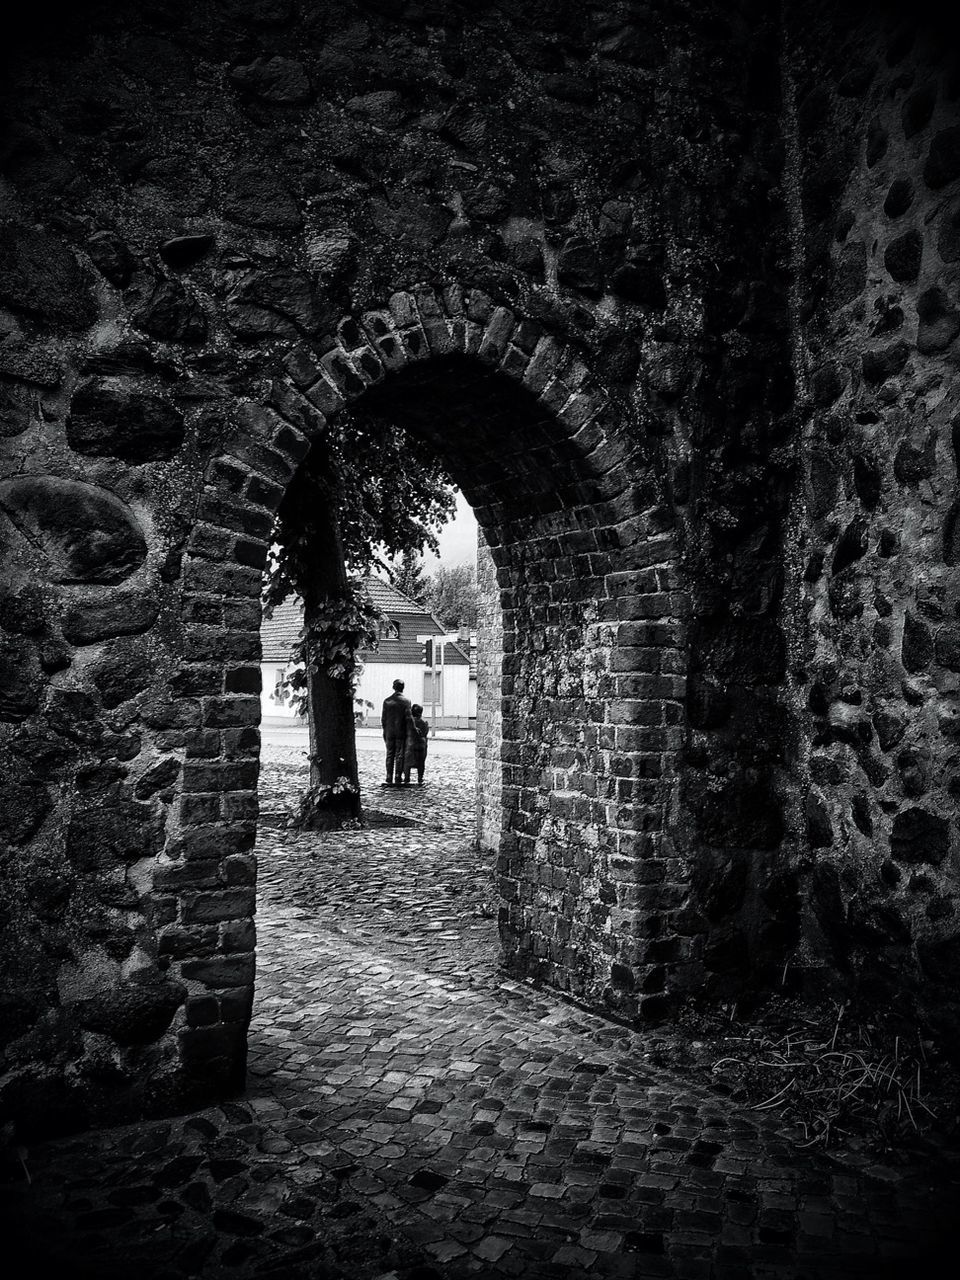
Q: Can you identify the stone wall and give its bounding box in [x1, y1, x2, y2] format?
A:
[475, 529, 502, 855]
[783, 2, 960, 1047]
[1, 0, 959, 1136]
[0, 0, 689, 1132]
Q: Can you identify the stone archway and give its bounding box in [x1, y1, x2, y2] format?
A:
[171, 287, 685, 1102]
[7, 0, 959, 1136]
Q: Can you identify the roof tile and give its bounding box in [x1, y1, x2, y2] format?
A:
[260, 578, 470, 665]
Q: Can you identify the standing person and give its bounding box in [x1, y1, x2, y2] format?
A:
[381, 678, 411, 787]
[403, 703, 429, 787]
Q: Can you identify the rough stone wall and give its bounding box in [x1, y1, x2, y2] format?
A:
[0, 0, 693, 1132]
[667, 4, 803, 1006]
[475, 528, 502, 855]
[783, 3, 960, 1046]
[2, 0, 959, 1136]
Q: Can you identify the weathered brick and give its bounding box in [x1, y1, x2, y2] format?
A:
[219, 986, 254, 1023]
[182, 559, 261, 598]
[181, 762, 259, 793]
[180, 794, 220, 826]
[320, 349, 367, 397]
[222, 917, 257, 952]
[209, 457, 248, 494]
[185, 994, 220, 1027]
[142, 698, 201, 730]
[181, 595, 222, 626]
[202, 696, 260, 728]
[221, 793, 258, 822]
[172, 824, 257, 860]
[273, 423, 311, 463]
[222, 727, 260, 759]
[198, 490, 275, 538]
[184, 629, 260, 663]
[283, 347, 323, 388]
[188, 523, 235, 562]
[222, 600, 261, 630]
[235, 538, 268, 569]
[245, 474, 285, 510]
[184, 730, 223, 759]
[223, 853, 256, 885]
[158, 925, 219, 958]
[182, 889, 255, 924]
[154, 860, 220, 892]
[170, 664, 220, 697]
[181, 954, 255, 989]
[179, 1019, 248, 1059]
[225, 666, 261, 695]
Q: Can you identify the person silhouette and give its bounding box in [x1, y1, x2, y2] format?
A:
[403, 703, 429, 787]
[381, 678, 412, 787]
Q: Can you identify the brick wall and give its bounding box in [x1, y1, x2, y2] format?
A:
[475, 529, 503, 855]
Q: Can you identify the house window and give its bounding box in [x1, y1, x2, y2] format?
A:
[378, 619, 400, 640]
[423, 670, 443, 703]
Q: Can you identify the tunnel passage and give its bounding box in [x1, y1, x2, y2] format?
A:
[352, 352, 615, 868]
[167, 291, 686, 1103]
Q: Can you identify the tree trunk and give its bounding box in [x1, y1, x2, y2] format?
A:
[300, 498, 362, 831]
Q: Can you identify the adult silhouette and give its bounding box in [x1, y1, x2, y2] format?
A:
[381, 678, 412, 787]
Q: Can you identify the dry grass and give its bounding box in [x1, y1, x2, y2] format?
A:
[708, 1001, 954, 1152]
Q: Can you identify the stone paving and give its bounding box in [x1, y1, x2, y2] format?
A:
[2, 745, 957, 1278]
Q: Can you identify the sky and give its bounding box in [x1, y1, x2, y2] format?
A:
[422, 489, 477, 572]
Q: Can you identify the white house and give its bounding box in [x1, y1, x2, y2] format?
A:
[260, 577, 474, 729]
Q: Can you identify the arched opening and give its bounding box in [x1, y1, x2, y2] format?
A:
[174, 288, 684, 1101]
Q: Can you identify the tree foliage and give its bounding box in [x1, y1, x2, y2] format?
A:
[386, 549, 429, 603]
[262, 404, 458, 828]
[422, 563, 478, 629]
[266, 407, 456, 612]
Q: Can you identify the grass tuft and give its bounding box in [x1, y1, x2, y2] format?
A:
[708, 1000, 957, 1152]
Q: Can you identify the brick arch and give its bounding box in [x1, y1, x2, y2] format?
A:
[172, 284, 684, 1098]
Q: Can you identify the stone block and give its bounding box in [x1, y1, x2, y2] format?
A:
[185, 994, 220, 1027]
[172, 824, 256, 862]
[924, 127, 960, 189]
[0, 636, 43, 722]
[199, 490, 275, 539]
[170, 665, 221, 697]
[219, 987, 254, 1023]
[222, 918, 256, 953]
[182, 560, 261, 598]
[62, 588, 161, 646]
[181, 762, 259, 794]
[0, 223, 97, 330]
[181, 954, 255, 989]
[890, 807, 950, 864]
[158, 925, 219, 959]
[0, 476, 147, 584]
[153, 860, 220, 892]
[202, 696, 260, 728]
[225, 666, 262, 695]
[182, 889, 255, 924]
[74, 972, 186, 1046]
[67, 388, 185, 463]
[224, 166, 301, 229]
[133, 278, 207, 344]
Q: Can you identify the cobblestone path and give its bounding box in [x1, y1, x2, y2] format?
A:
[257, 747, 498, 993]
[3, 747, 955, 1278]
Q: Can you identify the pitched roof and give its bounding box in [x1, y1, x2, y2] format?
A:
[365, 577, 434, 615]
[260, 597, 304, 662]
[260, 578, 470, 666]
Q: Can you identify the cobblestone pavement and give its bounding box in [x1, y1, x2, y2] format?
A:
[257, 747, 498, 992]
[3, 747, 957, 1278]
